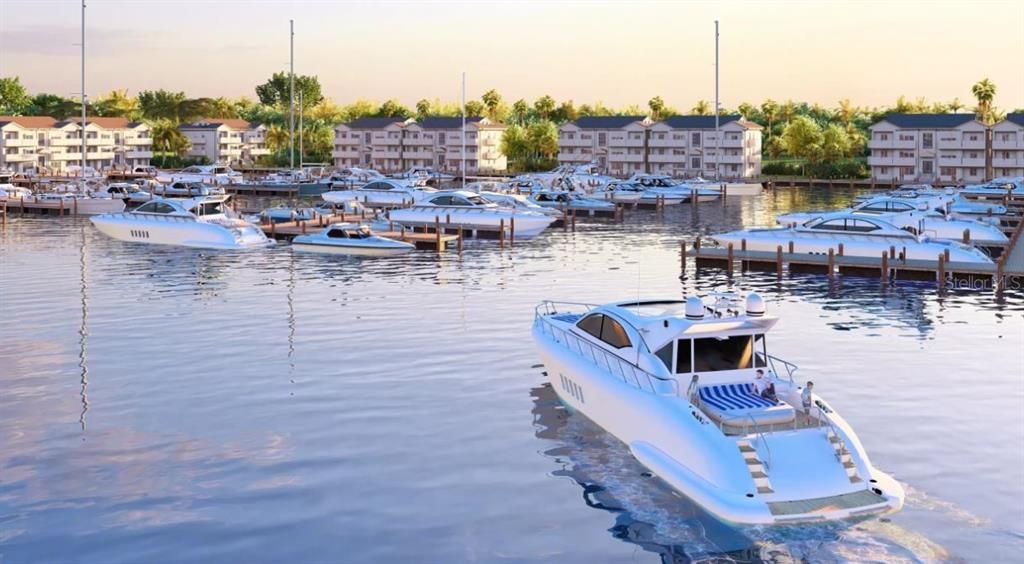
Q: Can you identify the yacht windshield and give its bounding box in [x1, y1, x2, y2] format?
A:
[195, 201, 226, 216]
[660, 334, 767, 373]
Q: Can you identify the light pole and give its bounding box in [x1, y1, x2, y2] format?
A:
[714, 20, 720, 181]
[289, 19, 295, 169]
[81, 0, 87, 182]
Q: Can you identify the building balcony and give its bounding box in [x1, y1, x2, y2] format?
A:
[648, 153, 684, 164]
[993, 140, 1023, 150]
[609, 153, 644, 163]
[49, 137, 83, 146]
[992, 157, 1023, 167]
[52, 152, 83, 161]
[960, 157, 985, 167]
[124, 137, 152, 145]
[1, 137, 38, 147]
[648, 138, 682, 148]
[2, 152, 35, 162]
[867, 156, 916, 166]
[125, 150, 153, 159]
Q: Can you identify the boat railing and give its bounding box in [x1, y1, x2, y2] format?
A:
[122, 212, 197, 223]
[534, 306, 679, 397]
[766, 355, 798, 382]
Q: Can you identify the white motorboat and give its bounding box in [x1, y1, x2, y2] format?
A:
[292, 223, 414, 256]
[777, 197, 1008, 247]
[255, 205, 323, 224]
[858, 186, 1007, 222]
[326, 167, 386, 188]
[528, 190, 617, 213]
[390, 166, 455, 186]
[517, 163, 615, 190]
[532, 293, 905, 525]
[90, 196, 272, 249]
[322, 178, 436, 207]
[0, 183, 32, 200]
[479, 191, 564, 217]
[714, 213, 993, 264]
[961, 177, 1023, 198]
[387, 190, 557, 238]
[588, 181, 644, 204]
[629, 174, 721, 203]
[34, 192, 126, 215]
[157, 164, 243, 186]
[153, 181, 225, 197]
[685, 176, 763, 196]
[91, 182, 152, 203]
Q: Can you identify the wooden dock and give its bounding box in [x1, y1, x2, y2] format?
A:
[683, 218, 1024, 290]
[3, 196, 88, 216]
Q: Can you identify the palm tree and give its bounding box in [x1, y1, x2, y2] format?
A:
[149, 119, 190, 166]
[481, 89, 502, 121]
[512, 99, 529, 125]
[264, 124, 290, 154]
[648, 96, 666, 120]
[834, 98, 855, 128]
[691, 100, 711, 116]
[971, 78, 997, 124]
[760, 99, 778, 139]
[948, 97, 964, 113]
[96, 89, 139, 118]
[534, 95, 556, 120]
[415, 99, 431, 119]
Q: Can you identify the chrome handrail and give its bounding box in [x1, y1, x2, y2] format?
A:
[767, 355, 798, 382]
[534, 310, 678, 397]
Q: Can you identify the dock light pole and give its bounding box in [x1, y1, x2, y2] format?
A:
[298, 90, 303, 167]
[461, 71, 466, 190]
[289, 19, 295, 169]
[714, 20, 720, 182]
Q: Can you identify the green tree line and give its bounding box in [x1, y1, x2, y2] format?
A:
[0, 75, 1017, 173]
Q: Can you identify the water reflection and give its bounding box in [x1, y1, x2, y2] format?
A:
[78, 224, 90, 432]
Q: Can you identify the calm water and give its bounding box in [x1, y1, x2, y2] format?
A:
[1, 189, 1022, 563]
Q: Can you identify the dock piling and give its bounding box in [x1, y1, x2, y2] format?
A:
[457, 227, 464, 254]
[828, 248, 835, 278]
[937, 253, 946, 288]
[776, 246, 783, 277]
[510, 216, 515, 246]
[838, 243, 844, 256]
[499, 218, 505, 249]
[435, 216, 442, 253]
[680, 241, 687, 274]
[727, 243, 734, 275]
[881, 251, 889, 282]
[788, 240, 794, 254]
[962, 229, 970, 245]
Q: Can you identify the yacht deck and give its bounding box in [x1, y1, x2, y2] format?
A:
[768, 489, 887, 518]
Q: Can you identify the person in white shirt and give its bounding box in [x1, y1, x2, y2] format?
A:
[752, 369, 767, 395]
[801, 381, 815, 414]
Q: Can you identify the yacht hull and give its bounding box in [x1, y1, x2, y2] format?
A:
[531, 321, 904, 525]
[291, 236, 414, 256]
[387, 207, 556, 238]
[90, 215, 271, 249]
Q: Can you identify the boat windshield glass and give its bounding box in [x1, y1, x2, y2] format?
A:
[693, 335, 755, 371]
[195, 201, 226, 216]
[135, 201, 176, 214]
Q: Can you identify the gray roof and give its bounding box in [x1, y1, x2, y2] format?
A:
[876, 113, 978, 128]
[1006, 113, 1024, 127]
[570, 116, 646, 129]
[661, 115, 741, 129]
[419, 117, 484, 129]
[344, 117, 407, 129]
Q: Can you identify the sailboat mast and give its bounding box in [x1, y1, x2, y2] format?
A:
[81, 0, 86, 181]
[461, 71, 466, 190]
[714, 20, 720, 181]
[289, 19, 295, 169]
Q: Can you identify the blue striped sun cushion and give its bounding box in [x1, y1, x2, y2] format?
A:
[698, 383, 777, 411]
[551, 313, 583, 323]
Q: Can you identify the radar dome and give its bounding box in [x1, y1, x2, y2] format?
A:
[745, 293, 766, 317]
[685, 296, 704, 320]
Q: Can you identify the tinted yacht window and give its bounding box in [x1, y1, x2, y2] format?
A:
[599, 317, 631, 349]
[576, 314, 604, 339]
[693, 336, 754, 371]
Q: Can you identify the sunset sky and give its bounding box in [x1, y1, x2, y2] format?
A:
[1, 0, 1022, 111]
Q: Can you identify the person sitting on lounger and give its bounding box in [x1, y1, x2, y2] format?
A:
[761, 381, 777, 402]
[752, 369, 767, 395]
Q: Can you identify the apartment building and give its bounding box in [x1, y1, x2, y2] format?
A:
[332, 116, 507, 174]
[557, 115, 762, 178]
[992, 113, 1024, 178]
[0, 116, 153, 173]
[179, 119, 269, 165]
[867, 113, 989, 183]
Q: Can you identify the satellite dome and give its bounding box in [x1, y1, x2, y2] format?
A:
[746, 293, 766, 317]
[685, 296, 704, 320]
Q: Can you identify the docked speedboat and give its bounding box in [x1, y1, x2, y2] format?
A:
[714, 213, 993, 264]
[153, 181, 225, 197]
[387, 190, 557, 238]
[326, 167, 386, 188]
[532, 293, 905, 525]
[322, 178, 436, 207]
[91, 182, 152, 203]
[858, 186, 1007, 222]
[528, 190, 617, 213]
[390, 166, 455, 186]
[157, 164, 243, 186]
[629, 174, 721, 203]
[255, 205, 322, 224]
[90, 196, 272, 249]
[777, 197, 1008, 247]
[0, 183, 32, 200]
[588, 181, 644, 204]
[34, 192, 126, 215]
[479, 191, 564, 217]
[961, 177, 1023, 198]
[292, 223, 414, 256]
[684, 176, 763, 196]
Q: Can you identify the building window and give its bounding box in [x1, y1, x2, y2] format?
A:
[598, 133, 607, 145]
[898, 134, 913, 141]
[922, 132, 933, 149]
[969, 168, 978, 176]
[692, 132, 701, 146]
[922, 160, 934, 174]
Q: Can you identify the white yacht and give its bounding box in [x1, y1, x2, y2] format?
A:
[90, 196, 272, 249]
[0, 183, 32, 200]
[532, 293, 905, 525]
[91, 182, 152, 203]
[390, 166, 455, 186]
[479, 191, 564, 217]
[629, 174, 721, 203]
[858, 186, 1007, 221]
[777, 197, 1008, 247]
[34, 192, 126, 215]
[387, 191, 557, 238]
[961, 177, 1023, 198]
[153, 181, 225, 197]
[528, 190, 617, 213]
[714, 213, 993, 264]
[292, 223, 414, 256]
[158, 164, 243, 186]
[588, 181, 644, 204]
[322, 178, 436, 207]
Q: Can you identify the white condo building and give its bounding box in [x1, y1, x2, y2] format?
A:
[867, 113, 991, 183]
[558, 115, 763, 179]
[992, 113, 1024, 178]
[0, 116, 153, 173]
[332, 117, 506, 174]
[178, 119, 269, 165]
